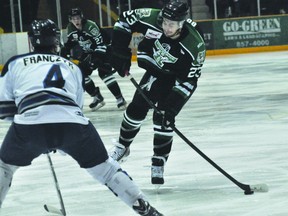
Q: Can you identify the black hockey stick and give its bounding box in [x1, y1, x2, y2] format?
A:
[127, 74, 268, 195]
[44, 153, 67, 215]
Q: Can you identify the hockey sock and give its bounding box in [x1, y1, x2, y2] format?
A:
[84, 76, 98, 96]
[153, 123, 173, 159]
[119, 111, 144, 147]
[0, 159, 19, 208]
[100, 74, 122, 98]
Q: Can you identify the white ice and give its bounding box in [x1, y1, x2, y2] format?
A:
[0, 51, 287, 216]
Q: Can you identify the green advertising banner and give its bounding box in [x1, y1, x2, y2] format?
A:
[104, 15, 288, 55]
[213, 15, 288, 49]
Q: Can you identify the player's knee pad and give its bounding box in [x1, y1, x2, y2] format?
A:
[122, 110, 144, 130]
[126, 102, 149, 120]
[98, 67, 113, 79]
[86, 157, 144, 206]
[0, 159, 18, 207]
[79, 61, 93, 76]
[86, 157, 120, 184]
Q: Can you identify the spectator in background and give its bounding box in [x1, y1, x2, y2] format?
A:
[232, 0, 240, 17]
[131, 0, 167, 9]
[279, 0, 287, 14]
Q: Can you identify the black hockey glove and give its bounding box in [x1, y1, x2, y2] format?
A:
[81, 53, 101, 69]
[60, 46, 71, 59]
[107, 46, 131, 77]
[162, 110, 175, 128]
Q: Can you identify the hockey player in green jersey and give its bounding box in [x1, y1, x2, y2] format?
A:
[62, 8, 127, 111]
[109, 1, 206, 186]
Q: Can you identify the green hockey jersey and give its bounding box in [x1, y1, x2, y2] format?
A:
[65, 19, 106, 58]
[112, 8, 206, 115]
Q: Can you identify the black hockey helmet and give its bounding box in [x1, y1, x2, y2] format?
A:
[161, 0, 189, 21]
[68, 8, 84, 20]
[28, 19, 60, 48]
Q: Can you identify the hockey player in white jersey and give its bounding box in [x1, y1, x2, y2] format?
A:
[0, 19, 163, 216]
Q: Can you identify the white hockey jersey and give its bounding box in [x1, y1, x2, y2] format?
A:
[0, 52, 89, 125]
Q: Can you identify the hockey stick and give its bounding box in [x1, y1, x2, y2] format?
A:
[44, 153, 67, 215]
[127, 74, 268, 195]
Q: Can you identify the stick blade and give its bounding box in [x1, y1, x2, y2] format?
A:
[44, 204, 64, 215]
[250, 183, 269, 193]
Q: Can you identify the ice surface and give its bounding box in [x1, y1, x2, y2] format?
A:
[0, 51, 287, 216]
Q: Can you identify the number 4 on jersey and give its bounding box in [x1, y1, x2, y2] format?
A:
[43, 64, 65, 89]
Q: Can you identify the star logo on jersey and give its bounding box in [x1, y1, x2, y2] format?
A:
[79, 40, 92, 51]
[153, 40, 178, 67]
[135, 9, 151, 18]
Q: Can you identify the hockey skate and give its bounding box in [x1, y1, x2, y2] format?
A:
[151, 156, 166, 186]
[89, 93, 105, 111]
[109, 142, 130, 163]
[133, 199, 164, 216]
[116, 96, 127, 110]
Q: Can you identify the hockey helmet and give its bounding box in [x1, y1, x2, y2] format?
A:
[68, 8, 84, 20]
[161, 0, 189, 21]
[28, 19, 61, 48]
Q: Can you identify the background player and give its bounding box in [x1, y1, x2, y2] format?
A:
[62, 8, 127, 111]
[109, 0, 206, 186]
[0, 19, 163, 216]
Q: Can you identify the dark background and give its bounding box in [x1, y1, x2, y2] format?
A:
[0, 0, 287, 33]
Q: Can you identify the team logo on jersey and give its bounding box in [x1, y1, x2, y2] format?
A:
[145, 29, 162, 39]
[79, 40, 92, 51]
[153, 40, 178, 67]
[90, 27, 99, 36]
[197, 50, 206, 64]
[135, 9, 151, 18]
[72, 34, 78, 40]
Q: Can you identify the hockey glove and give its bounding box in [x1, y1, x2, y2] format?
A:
[90, 52, 107, 69]
[162, 110, 175, 128]
[60, 46, 71, 59]
[108, 46, 131, 77]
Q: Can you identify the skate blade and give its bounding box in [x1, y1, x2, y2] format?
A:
[153, 184, 163, 193]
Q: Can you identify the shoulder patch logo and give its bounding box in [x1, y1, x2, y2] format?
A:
[197, 42, 204, 48]
[90, 28, 99, 36]
[135, 9, 151, 18]
[197, 50, 206, 64]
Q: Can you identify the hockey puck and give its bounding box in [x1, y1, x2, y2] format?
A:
[244, 190, 254, 195]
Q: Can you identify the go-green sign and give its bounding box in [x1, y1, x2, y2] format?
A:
[212, 15, 288, 49]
